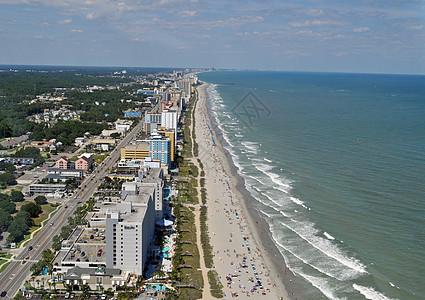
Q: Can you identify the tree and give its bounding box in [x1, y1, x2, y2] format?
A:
[7, 212, 30, 242]
[110, 132, 121, 139]
[0, 162, 15, 173]
[0, 208, 13, 230]
[10, 190, 24, 202]
[0, 172, 16, 188]
[21, 202, 42, 218]
[0, 198, 16, 214]
[34, 195, 48, 205]
[52, 235, 62, 251]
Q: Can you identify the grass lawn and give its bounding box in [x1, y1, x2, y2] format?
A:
[0, 253, 12, 259]
[2, 186, 24, 195]
[33, 203, 57, 226]
[93, 155, 106, 164]
[0, 261, 11, 272]
[16, 203, 58, 248]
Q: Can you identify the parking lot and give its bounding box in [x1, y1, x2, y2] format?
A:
[61, 227, 106, 265]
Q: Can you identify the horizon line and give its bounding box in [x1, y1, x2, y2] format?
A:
[0, 63, 424, 77]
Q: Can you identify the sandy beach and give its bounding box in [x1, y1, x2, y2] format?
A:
[193, 83, 302, 299]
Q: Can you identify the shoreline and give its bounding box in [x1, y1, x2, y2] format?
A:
[194, 82, 305, 299]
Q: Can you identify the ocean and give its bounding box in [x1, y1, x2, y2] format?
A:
[197, 71, 425, 300]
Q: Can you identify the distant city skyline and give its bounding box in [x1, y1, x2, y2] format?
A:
[0, 0, 424, 75]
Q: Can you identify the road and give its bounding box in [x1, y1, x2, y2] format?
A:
[0, 121, 143, 298]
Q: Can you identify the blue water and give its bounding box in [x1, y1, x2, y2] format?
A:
[198, 71, 425, 300]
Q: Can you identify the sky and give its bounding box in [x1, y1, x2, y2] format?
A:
[0, 0, 424, 74]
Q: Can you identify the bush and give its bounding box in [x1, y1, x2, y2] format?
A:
[208, 270, 224, 298]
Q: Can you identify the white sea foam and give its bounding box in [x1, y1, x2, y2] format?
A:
[264, 158, 272, 163]
[324, 232, 336, 240]
[272, 235, 333, 277]
[276, 219, 368, 275]
[297, 273, 340, 300]
[353, 284, 397, 300]
[290, 196, 308, 209]
[254, 163, 292, 191]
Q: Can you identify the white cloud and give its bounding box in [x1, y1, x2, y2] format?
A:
[178, 10, 197, 17]
[299, 9, 324, 17]
[59, 18, 72, 24]
[131, 37, 145, 42]
[353, 27, 370, 32]
[289, 19, 347, 27]
[407, 24, 423, 30]
[333, 52, 349, 56]
[32, 35, 53, 39]
[70, 29, 83, 32]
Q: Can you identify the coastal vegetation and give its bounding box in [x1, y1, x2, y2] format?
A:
[170, 87, 224, 299]
[208, 270, 224, 298]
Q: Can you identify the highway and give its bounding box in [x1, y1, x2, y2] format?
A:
[0, 121, 143, 298]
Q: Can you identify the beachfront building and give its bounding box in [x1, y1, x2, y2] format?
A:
[144, 113, 162, 134]
[161, 110, 178, 133]
[156, 128, 176, 163]
[121, 166, 164, 221]
[147, 134, 171, 168]
[105, 186, 156, 275]
[63, 266, 129, 291]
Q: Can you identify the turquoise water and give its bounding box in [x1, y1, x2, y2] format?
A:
[198, 71, 425, 300]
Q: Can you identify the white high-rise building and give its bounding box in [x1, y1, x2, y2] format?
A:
[161, 110, 177, 132]
[105, 187, 156, 275]
[121, 167, 164, 220]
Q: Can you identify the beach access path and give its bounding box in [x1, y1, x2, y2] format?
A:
[193, 83, 290, 299]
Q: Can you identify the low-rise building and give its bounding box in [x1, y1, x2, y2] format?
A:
[0, 157, 35, 165]
[124, 111, 142, 118]
[75, 137, 85, 146]
[47, 168, 83, 179]
[92, 139, 116, 151]
[63, 266, 130, 291]
[29, 184, 66, 194]
[120, 142, 150, 161]
[75, 156, 91, 171]
[56, 156, 72, 169]
[115, 119, 132, 132]
[25, 140, 54, 151]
